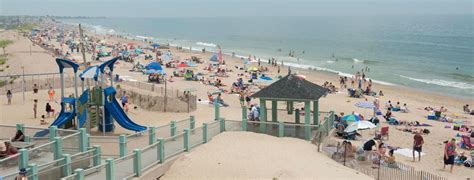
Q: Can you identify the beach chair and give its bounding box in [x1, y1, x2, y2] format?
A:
[380, 126, 389, 140]
[461, 135, 473, 150]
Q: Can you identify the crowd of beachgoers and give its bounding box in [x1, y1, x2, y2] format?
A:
[1, 19, 473, 179]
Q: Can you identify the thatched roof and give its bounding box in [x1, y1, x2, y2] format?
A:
[250, 74, 328, 101]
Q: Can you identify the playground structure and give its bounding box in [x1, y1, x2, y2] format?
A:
[37, 57, 146, 135]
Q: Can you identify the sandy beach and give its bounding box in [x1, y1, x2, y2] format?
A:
[0, 20, 473, 180]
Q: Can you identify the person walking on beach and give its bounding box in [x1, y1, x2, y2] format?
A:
[239, 91, 245, 107]
[48, 87, 55, 102]
[45, 102, 55, 118]
[443, 139, 456, 173]
[33, 99, 38, 119]
[33, 84, 39, 94]
[6, 90, 12, 105]
[413, 132, 424, 161]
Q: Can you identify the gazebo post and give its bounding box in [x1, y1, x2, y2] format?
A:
[271, 100, 277, 122]
[289, 101, 293, 114]
[313, 100, 319, 125]
[259, 98, 266, 132]
[304, 101, 311, 140]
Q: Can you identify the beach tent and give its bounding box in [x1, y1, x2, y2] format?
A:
[145, 69, 159, 75]
[210, 54, 218, 62]
[145, 62, 163, 71]
[344, 121, 376, 132]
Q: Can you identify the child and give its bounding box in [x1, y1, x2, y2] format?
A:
[40, 115, 47, 125]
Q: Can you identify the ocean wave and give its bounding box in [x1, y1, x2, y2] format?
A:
[135, 35, 153, 40]
[326, 60, 335, 64]
[353, 58, 363, 63]
[399, 75, 474, 89]
[196, 42, 217, 47]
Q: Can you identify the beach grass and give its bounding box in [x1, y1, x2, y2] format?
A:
[0, 55, 7, 65]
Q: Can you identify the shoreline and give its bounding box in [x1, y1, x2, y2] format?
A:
[63, 20, 474, 100]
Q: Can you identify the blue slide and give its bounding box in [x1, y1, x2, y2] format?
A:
[103, 87, 147, 132]
[34, 97, 76, 137]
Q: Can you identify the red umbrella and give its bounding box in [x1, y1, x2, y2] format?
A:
[177, 63, 189, 68]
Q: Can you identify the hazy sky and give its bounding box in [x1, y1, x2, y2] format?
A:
[1, 0, 472, 17]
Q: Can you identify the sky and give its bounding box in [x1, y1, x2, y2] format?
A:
[0, 0, 472, 17]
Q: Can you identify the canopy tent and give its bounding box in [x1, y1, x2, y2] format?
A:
[80, 66, 100, 81]
[56, 58, 79, 73]
[145, 61, 163, 71]
[209, 54, 218, 62]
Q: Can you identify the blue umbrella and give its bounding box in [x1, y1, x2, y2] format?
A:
[150, 43, 160, 48]
[209, 54, 218, 62]
[260, 76, 273, 81]
[355, 101, 375, 109]
[342, 114, 361, 121]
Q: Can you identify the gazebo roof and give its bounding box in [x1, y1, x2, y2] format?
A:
[250, 74, 328, 101]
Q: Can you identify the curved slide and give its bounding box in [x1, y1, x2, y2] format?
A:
[34, 97, 76, 137]
[103, 87, 147, 132]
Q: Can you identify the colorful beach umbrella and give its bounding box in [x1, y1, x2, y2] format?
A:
[341, 114, 361, 122]
[186, 61, 197, 67]
[177, 63, 189, 68]
[150, 43, 160, 48]
[344, 121, 376, 132]
[247, 67, 259, 71]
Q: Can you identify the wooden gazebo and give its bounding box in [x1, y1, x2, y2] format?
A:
[250, 74, 329, 126]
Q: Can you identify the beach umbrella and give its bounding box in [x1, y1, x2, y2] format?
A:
[344, 121, 376, 132]
[99, 51, 108, 56]
[145, 61, 163, 71]
[247, 67, 259, 71]
[260, 76, 273, 81]
[209, 54, 218, 62]
[243, 59, 251, 65]
[186, 61, 197, 67]
[296, 74, 306, 79]
[135, 49, 144, 54]
[355, 101, 375, 109]
[342, 114, 361, 122]
[177, 63, 189, 68]
[150, 43, 160, 48]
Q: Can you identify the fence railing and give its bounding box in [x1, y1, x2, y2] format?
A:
[57, 115, 335, 180]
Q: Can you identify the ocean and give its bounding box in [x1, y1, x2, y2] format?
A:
[60, 15, 474, 98]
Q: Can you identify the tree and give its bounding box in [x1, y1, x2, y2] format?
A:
[0, 40, 14, 55]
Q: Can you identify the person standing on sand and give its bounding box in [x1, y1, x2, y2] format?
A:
[121, 91, 129, 112]
[443, 139, 456, 173]
[33, 84, 38, 94]
[6, 90, 12, 105]
[33, 99, 38, 119]
[239, 91, 245, 107]
[48, 87, 55, 102]
[277, 66, 280, 74]
[413, 132, 423, 161]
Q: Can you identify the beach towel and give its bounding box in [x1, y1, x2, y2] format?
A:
[415, 123, 432, 127]
[394, 148, 425, 158]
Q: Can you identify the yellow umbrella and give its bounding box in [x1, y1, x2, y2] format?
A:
[247, 67, 259, 71]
